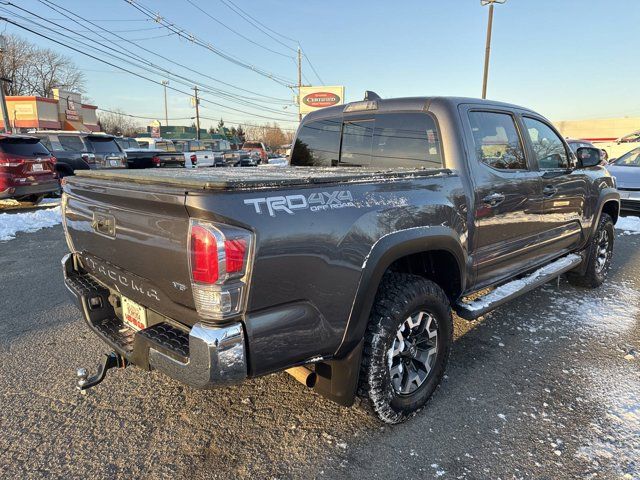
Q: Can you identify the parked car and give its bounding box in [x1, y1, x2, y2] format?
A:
[0, 134, 59, 204]
[593, 130, 640, 161]
[33, 131, 126, 177]
[223, 149, 259, 167]
[173, 139, 221, 168]
[61, 95, 618, 424]
[115, 137, 184, 169]
[607, 146, 640, 214]
[242, 141, 268, 163]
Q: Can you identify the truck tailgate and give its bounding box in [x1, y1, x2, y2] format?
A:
[63, 177, 199, 324]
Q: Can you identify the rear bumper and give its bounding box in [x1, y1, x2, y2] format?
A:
[0, 180, 59, 199]
[61, 253, 247, 388]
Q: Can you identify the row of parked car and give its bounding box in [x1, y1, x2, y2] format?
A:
[0, 130, 278, 205]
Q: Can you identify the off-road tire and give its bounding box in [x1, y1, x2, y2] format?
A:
[566, 213, 614, 288]
[358, 273, 453, 424]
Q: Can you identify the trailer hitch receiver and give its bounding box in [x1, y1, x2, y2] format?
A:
[76, 352, 128, 394]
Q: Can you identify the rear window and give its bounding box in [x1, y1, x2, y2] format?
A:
[155, 141, 176, 152]
[137, 140, 149, 148]
[58, 135, 87, 152]
[291, 118, 341, 166]
[87, 137, 121, 153]
[116, 138, 138, 149]
[371, 113, 443, 168]
[0, 137, 51, 157]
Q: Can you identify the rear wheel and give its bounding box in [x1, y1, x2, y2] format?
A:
[358, 273, 453, 424]
[567, 213, 614, 288]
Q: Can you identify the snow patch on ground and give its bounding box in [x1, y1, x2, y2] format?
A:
[576, 367, 640, 478]
[616, 216, 640, 235]
[0, 206, 61, 241]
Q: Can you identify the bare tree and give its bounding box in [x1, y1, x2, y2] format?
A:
[0, 34, 85, 97]
[244, 122, 293, 149]
[97, 109, 141, 137]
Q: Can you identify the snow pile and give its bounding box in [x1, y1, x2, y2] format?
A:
[616, 216, 640, 235]
[0, 206, 61, 241]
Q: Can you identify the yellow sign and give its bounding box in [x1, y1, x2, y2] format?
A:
[299, 86, 345, 115]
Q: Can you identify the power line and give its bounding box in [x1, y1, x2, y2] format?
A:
[218, 0, 325, 85]
[37, 0, 295, 107]
[183, 0, 294, 59]
[125, 0, 296, 87]
[0, 16, 299, 124]
[98, 107, 193, 121]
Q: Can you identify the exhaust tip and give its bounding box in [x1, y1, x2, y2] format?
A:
[286, 366, 316, 388]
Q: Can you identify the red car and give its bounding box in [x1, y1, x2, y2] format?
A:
[242, 141, 268, 163]
[0, 134, 59, 205]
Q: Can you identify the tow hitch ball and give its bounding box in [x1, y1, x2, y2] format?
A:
[76, 352, 128, 394]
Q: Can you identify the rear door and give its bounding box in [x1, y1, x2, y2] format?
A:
[461, 107, 546, 287]
[521, 116, 587, 254]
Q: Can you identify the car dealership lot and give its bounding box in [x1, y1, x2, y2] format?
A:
[0, 224, 638, 479]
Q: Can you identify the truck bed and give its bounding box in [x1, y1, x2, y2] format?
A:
[74, 166, 451, 191]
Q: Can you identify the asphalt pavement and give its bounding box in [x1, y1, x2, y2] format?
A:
[0, 225, 638, 479]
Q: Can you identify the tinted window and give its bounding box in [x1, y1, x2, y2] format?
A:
[87, 137, 120, 153]
[523, 117, 569, 169]
[291, 118, 341, 166]
[137, 140, 149, 148]
[189, 141, 205, 151]
[340, 120, 374, 166]
[243, 142, 262, 149]
[469, 111, 526, 170]
[58, 135, 87, 152]
[371, 113, 442, 168]
[0, 138, 51, 156]
[36, 135, 53, 151]
[614, 147, 640, 166]
[116, 138, 138, 149]
[156, 141, 175, 152]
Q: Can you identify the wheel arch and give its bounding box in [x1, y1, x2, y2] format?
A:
[335, 226, 466, 358]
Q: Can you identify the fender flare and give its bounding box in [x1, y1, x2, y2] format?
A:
[335, 226, 466, 357]
[590, 189, 620, 238]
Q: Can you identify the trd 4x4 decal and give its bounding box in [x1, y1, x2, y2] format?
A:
[244, 190, 355, 216]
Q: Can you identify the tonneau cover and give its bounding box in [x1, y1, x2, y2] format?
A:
[74, 166, 451, 191]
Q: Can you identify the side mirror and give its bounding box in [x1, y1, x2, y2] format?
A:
[575, 147, 601, 168]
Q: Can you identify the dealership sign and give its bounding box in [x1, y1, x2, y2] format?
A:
[299, 86, 345, 115]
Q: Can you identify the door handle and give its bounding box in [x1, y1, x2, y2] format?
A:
[482, 192, 505, 207]
[543, 185, 558, 197]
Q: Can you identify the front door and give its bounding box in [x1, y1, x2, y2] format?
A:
[521, 116, 587, 255]
[462, 108, 546, 287]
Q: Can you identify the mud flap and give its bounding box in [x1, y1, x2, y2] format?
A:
[313, 339, 363, 407]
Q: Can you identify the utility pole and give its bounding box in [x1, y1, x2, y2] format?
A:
[0, 35, 11, 133]
[161, 80, 169, 127]
[297, 46, 302, 122]
[193, 86, 201, 140]
[481, 0, 506, 99]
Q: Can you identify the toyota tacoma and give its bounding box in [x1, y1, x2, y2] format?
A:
[61, 95, 619, 423]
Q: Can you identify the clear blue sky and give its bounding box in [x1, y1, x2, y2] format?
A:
[4, 0, 638, 131]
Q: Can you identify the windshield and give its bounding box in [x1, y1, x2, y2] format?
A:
[613, 148, 640, 166]
[0, 137, 51, 156]
[87, 137, 121, 153]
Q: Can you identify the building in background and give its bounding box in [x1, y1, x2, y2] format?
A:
[553, 117, 640, 159]
[0, 88, 99, 132]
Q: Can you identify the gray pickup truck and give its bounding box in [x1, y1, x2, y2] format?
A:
[61, 95, 619, 423]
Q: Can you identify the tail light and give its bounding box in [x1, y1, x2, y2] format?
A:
[190, 154, 197, 166]
[188, 219, 253, 320]
[0, 153, 25, 167]
[152, 155, 161, 167]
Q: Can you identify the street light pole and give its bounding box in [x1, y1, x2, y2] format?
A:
[161, 80, 169, 127]
[481, 0, 506, 99]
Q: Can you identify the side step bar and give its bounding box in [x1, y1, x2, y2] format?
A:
[455, 253, 583, 320]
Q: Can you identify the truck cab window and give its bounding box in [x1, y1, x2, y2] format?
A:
[290, 118, 341, 166]
[340, 120, 374, 166]
[372, 113, 442, 168]
[523, 117, 569, 170]
[469, 111, 526, 170]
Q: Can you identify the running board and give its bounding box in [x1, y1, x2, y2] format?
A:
[455, 253, 583, 320]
